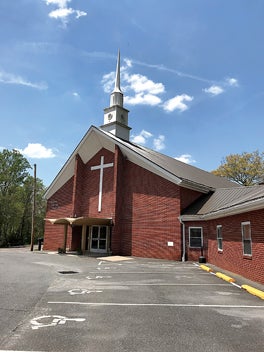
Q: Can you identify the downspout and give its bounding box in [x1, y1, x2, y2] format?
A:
[178, 216, 186, 262]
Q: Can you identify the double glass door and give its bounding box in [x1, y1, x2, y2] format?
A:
[90, 226, 108, 253]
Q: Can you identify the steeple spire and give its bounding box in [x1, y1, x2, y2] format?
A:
[110, 49, 123, 107]
[113, 49, 122, 93]
[102, 50, 131, 141]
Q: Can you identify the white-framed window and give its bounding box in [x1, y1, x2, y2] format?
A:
[217, 225, 223, 251]
[189, 227, 203, 248]
[241, 221, 252, 256]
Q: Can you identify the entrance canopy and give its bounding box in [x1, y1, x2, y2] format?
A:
[46, 217, 113, 226]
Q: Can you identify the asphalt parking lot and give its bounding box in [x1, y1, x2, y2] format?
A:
[1, 250, 264, 352]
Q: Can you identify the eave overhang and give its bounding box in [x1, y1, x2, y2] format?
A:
[180, 197, 264, 222]
[45, 217, 113, 226]
[45, 126, 214, 200]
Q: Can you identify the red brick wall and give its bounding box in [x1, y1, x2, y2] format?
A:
[118, 160, 182, 260]
[43, 177, 74, 250]
[186, 209, 264, 284]
[111, 146, 125, 254]
[72, 154, 85, 217]
[180, 188, 203, 211]
[79, 148, 116, 217]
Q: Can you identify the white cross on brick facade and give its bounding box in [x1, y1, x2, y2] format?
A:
[91, 156, 114, 212]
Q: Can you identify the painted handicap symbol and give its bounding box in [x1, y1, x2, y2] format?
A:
[31, 315, 85, 330]
[68, 288, 102, 295]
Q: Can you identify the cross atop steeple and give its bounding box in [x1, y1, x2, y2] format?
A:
[110, 49, 123, 107]
[101, 50, 131, 141]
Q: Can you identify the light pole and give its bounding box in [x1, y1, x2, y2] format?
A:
[30, 164, 36, 251]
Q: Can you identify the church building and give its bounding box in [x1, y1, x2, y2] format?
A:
[44, 52, 264, 285]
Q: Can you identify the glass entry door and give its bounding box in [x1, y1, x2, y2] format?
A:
[90, 226, 108, 253]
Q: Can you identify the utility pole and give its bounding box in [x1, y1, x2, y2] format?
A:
[30, 164, 37, 251]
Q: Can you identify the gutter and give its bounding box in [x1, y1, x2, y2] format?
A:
[178, 216, 186, 262]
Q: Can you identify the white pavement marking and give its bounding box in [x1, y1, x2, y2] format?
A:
[231, 282, 243, 289]
[68, 288, 103, 295]
[88, 271, 203, 274]
[87, 283, 230, 286]
[86, 275, 112, 280]
[48, 302, 264, 308]
[30, 315, 85, 330]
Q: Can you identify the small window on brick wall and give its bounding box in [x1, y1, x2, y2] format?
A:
[189, 227, 203, 248]
[217, 225, 223, 251]
[241, 221, 252, 256]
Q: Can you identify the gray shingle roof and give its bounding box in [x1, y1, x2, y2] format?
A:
[107, 130, 238, 190]
[45, 126, 239, 199]
[183, 185, 264, 216]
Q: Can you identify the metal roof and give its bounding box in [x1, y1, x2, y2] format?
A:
[182, 185, 264, 219]
[45, 126, 238, 199]
[100, 127, 237, 190]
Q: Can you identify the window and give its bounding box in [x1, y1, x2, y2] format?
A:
[217, 225, 223, 251]
[189, 227, 203, 248]
[241, 222, 252, 256]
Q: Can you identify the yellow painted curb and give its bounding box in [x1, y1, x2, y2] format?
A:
[241, 285, 264, 300]
[200, 265, 212, 272]
[215, 272, 235, 283]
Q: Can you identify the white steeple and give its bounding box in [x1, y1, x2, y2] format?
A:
[101, 50, 131, 141]
[110, 49, 123, 107]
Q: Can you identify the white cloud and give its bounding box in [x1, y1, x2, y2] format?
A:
[153, 135, 165, 151]
[72, 91, 80, 99]
[45, 0, 71, 7]
[123, 72, 164, 106]
[131, 130, 167, 152]
[125, 93, 162, 106]
[0, 70, 47, 90]
[102, 58, 194, 112]
[204, 85, 224, 96]
[75, 10, 87, 19]
[163, 94, 193, 112]
[18, 143, 56, 159]
[226, 77, 238, 87]
[102, 60, 165, 107]
[125, 73, 165, 95]
[131, 130, 153, 144]
[124, 58, 132, 68]
[175, 154, 196, 164]
[48, 7, 74, 19]
[101, 71, 115, 93]
[45, 0, 87, 26]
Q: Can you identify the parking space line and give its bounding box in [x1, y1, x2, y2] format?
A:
[88, 271, 207, 274]
[88, 283, 230, 286]
[48, 301, 264, 308]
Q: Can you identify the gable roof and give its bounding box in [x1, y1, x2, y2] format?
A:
[182, 185, 264, 220]
[45, 126, 237, 199]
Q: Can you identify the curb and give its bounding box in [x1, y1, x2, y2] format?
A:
[215, 272, 235, 283]
[199, 264, 212, 272]
[198, 264, 264, 300]
[241, 285, 264, 300]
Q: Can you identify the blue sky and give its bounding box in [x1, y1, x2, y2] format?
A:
[1, 0, 264, 186]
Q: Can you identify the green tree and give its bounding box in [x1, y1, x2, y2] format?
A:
[212, 150, 264, 186]
[18, 176, 46, 244]
[0, 149, 46, 247]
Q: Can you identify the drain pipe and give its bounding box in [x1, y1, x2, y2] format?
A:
[178, 216, 186, 262]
